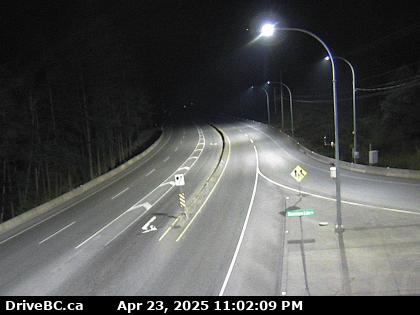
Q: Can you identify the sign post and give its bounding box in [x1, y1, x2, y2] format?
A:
[174, 174, 188, 219]
[290, 165, 308, 195]
[286, 207, 315, 295]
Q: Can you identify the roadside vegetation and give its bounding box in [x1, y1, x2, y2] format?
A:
[0, 14, 161, 222]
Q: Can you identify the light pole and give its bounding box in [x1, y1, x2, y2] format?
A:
[325, 56, 358, 163]
[261, 24, 343, 231]
[251, 85, 271, 125]
[268, 81, 294, 137]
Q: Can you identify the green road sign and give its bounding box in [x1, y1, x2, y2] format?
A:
[286, 209, 315, 217]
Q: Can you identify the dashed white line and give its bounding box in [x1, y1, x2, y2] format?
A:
[145, 169, 156, 177]
[0, 129, 173, 246]
[39, 221, 76, 244]
[76, 126, 207, 248]
[111, 187, 129, 200]
[163, 156, 170, 163]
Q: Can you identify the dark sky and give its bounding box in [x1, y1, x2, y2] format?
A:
[1, 0, 419, 111]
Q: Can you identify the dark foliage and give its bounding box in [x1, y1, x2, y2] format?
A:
[0, 11, 160, 222]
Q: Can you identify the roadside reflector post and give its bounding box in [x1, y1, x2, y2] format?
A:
[174, 174, 188, 219]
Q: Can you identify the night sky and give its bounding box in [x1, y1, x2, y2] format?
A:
[1, 0, 419, 111]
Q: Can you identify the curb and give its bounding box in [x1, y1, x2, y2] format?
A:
[295, 139, 420, 180]
[182, 124, 227, 221]
[0, 128, 167, 237]
[232, 114, 420, 181]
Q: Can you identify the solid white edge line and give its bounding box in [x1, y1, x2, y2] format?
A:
[39, 221, 76, 244]
[219, 145, 259, 296]
[104, 210, 151, 246]
[258, 170, 420, 216]
[247, 123, 420, 187]
[111, 187, 129, 200]
[0, 128, 174, 245]
[76, 126, 207, 248]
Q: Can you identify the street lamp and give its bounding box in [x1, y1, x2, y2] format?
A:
[268, 81, 294, 137]
[260, 23, 343, 231]
[251, 85, 271, 125]
[325, 56, 358, 163]
[261, 23, 275, 37]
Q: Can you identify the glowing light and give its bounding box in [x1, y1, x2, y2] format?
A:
[324, 56, 330, 61]
[260, 23, 275, 37]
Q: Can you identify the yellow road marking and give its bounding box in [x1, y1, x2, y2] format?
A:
[158, 217, 180, 242]
[176, 129, 232, 242]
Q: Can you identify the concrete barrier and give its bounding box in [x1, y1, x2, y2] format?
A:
[0, 128, 166, 237]
[184, 124, 227, 220]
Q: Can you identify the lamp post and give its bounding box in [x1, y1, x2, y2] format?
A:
[261, 24, 343, 231]
[252, 85, 271, 125]
[325, 56, 358, 163]
[268, 81, 294, 137]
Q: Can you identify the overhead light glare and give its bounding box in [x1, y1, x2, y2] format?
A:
[260, 23, 275, 37]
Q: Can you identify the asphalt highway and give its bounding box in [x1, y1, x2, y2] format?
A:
[0, 117, 419, 295]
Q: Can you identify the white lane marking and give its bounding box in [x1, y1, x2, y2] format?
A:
[0, 216, 60, 245]
[249, 138, 254, 144]
[175, 147, 178, 152]
[129, 202, 152, 212]
[159, 181, 175, 187]
[105, 212, 158, 246]
[39, 221, 76, 244]
[175, 132, 232, 242]
[145, 169, 156, 177]
[159, 217, 180, 242]
[186, 156, 198, 161]
[76, 203, 151, 249]
[163, 156, 170, 163]
[177, 166, 190, 172]
[111, 187, 129, 200]
[142, 216, 157, 233]
[77, 126, 207, 248]
[0, 129, 174, 246]
[246, 124, 420, 187]
[219, 145, 259, 296]
[258, 169, 420, 216]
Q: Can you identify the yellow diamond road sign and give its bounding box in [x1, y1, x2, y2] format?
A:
[290, 165, 307, 183]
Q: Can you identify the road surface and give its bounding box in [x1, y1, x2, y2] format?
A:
[1, 117, 419, 295]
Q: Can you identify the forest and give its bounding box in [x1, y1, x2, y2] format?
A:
[291, 61, 420, 169]
[0, 13, 160, 222]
